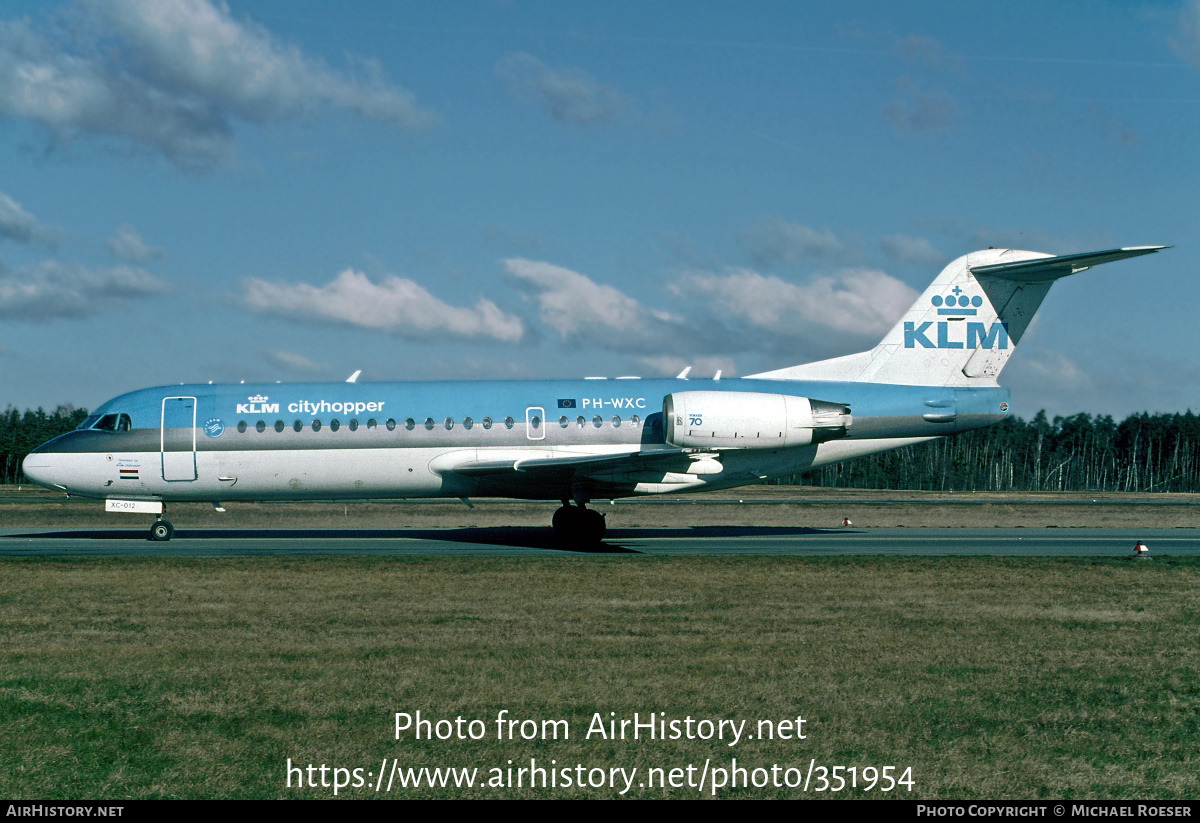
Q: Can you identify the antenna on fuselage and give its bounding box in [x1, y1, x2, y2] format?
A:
[676, 366, 691, 379]
[346, 370, 361, 383]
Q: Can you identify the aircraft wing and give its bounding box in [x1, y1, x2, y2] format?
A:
[969, 246, 1167, 282]
[444, 448, 695, 480]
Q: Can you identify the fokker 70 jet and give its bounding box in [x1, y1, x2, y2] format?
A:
[23, 246, 1166, 543]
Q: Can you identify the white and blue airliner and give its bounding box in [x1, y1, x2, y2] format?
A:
[23, 246, 1165, 543]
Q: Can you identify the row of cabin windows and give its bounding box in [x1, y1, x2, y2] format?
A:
[233, 415, 644, 434]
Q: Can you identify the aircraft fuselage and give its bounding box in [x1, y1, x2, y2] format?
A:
[23, 377, 1008, 504]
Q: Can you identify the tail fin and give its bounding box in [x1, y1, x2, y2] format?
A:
[748, 246, 1166, 386]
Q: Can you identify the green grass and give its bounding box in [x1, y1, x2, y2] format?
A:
[1, 557, 1197, 798]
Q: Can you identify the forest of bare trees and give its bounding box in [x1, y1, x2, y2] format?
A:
[4, 404, 1200, 492]
[796, 411, 1200, 492]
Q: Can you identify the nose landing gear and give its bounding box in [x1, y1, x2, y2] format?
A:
[150, 515, 174, 541]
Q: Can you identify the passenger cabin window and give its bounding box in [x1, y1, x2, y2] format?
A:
[504, 416, 515, 429]
[275, 420, 285, 432]
[464, 417, 474, 430]
[405, 418, 415, 431]
[482, 417, 493, 429]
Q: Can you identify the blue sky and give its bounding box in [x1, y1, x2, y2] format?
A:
[1, 0, 1195, 419]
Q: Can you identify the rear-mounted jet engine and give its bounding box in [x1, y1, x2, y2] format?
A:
[663, 391, 852, 449]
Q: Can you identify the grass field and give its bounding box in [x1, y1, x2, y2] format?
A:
[1, 555, 1197, 798]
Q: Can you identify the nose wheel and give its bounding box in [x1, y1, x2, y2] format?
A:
[150, 518, 174, 541]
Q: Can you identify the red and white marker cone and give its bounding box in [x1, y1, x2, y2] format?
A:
[842, 517, 853, 527]
[1133, 540, 1149, 555]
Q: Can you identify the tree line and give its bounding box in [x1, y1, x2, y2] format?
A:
[4, 404, 1200, 492]
[1, 406, 90, 485]
[792, 411, 1200, 492]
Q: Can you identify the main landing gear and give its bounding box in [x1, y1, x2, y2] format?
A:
[552, 501, 606, 545]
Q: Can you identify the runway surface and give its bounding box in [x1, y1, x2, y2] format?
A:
[1, 527, 1196, 557]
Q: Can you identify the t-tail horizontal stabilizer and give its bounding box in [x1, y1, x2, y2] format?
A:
[967, 246, 1167, 282]
[748, 245, 1167, 387]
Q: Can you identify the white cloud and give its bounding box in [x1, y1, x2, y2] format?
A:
[496, 52, 623, 125]
[262, 349, 324, 375]
[0, 192, 57, 246]
[87, 0, 435, 127]
[679, 267, 918, 337]
[879, 233, 947, 268]
[0, 0, 438, 169]
[241, 268, 524, 342]
[503, 257, 724, 355]
[0, 260, 169, 319]
[740, 219, 847, 268]
[504, 258, 646, 338]
[106, 224, 164, 262]
[1002, 349, 1100, 416]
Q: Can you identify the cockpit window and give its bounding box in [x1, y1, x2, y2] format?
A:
[91, 413, 132, 432]
[77, 414, 102, 430]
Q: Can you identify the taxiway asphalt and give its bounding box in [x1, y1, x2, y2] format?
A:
[0, 527, 1196, 557]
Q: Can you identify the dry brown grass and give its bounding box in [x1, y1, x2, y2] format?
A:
[1, 556, 1197, 798]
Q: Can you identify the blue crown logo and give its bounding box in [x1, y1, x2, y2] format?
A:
[931, 287, 983, 316]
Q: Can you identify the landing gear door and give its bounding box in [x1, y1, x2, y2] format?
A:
[161, 396, 197, 481]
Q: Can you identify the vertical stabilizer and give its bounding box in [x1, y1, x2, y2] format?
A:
[747, 246, 1165, 387]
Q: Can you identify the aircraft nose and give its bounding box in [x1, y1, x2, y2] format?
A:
[22, 451, 58, 490]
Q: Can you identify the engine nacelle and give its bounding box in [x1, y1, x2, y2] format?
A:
[663, 391, 851, 449]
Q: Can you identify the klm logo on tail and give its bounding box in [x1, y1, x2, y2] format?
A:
[904, 321, 1009, 350]
[904, 289, 1009, 350]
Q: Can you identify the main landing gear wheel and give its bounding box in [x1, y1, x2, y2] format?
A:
[150, 520, 174, 542]
[552, 504, 606, 546]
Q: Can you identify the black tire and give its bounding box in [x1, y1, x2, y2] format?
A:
[552, 505, 606, 546]
[581, 509, 606, 544]
[150, 520, 174, 542]
[552, 505, 579, 540]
